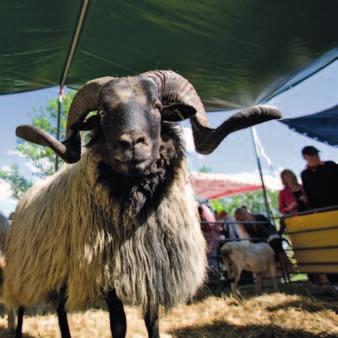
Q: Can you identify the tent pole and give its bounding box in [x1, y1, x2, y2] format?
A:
[55, 0, 89, 172]
[55, 87, 63, 172]
[59, 0, 89, 88]
[250, 128, 273, 221]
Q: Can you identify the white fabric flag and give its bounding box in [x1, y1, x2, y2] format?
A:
[252, 127, 272, 169]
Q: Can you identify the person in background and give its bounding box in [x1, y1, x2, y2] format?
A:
[216, 210, 239, 242]
[234, 207, 276, 242]
[301, 146, 338, 209]
[301, 146, 338, 284]
[234, 206, 285, 255]
[279, 169, 309, 215]
[198, 202, 220, 278]
[199, 203, 216, 236]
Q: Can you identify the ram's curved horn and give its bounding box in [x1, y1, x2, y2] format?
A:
[16, 77, 115, 163]
[143, 70, 281, 154]
[16, 125, 79, 162]
[64, 77, 115, 138]
[190, 105, 282, 154]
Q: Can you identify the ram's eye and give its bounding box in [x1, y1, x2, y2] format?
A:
[153, 101, 162, 110]
[98, 109, 106, 118]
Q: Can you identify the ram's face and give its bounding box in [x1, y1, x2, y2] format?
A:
[97, 78, 162, 176]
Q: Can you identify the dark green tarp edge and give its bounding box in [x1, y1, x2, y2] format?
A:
[1, 0, 337, 111]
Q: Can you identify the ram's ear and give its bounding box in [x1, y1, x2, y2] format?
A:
[161, 103, 196, 122]
[70, 114, 100, 132]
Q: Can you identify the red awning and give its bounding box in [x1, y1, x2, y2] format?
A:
[190, 172, 262, 200]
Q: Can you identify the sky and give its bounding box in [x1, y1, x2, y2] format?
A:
[0, 61, 337, 216]
[184, 61, 338, 178]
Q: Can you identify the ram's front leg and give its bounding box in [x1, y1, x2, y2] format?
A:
[105, 289, 127, 338]
[15, 306, 24, 338]
[56, 287, 71, 338]
[144, 303, 160, 338]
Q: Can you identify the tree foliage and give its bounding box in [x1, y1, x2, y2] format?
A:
[198, 165, 213, 173]
[0, 165, 32, 200]
[16, 92, 75, 177]
[210, 190, 279, 217]
[0, 92, 75, 199]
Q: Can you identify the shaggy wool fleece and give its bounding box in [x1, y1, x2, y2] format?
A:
[0, 213, 9, 296]
[0, 213, 9, 251]
[4, 150, 206, 312]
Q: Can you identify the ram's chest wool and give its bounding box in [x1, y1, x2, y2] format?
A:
[4, 149, 207, 311]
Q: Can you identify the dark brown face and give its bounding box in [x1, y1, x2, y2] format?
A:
[96, 77, 196, 176]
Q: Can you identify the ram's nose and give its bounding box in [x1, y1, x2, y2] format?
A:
[117, 131, 149, 149]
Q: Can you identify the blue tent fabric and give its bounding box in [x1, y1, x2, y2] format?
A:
[281, 105, 338, 146]
[259, 47, 338, 147]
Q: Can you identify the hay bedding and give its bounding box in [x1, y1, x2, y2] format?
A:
[0, 291, 336, 337]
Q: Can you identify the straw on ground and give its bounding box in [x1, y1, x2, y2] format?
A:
[0, 290, 337, 338]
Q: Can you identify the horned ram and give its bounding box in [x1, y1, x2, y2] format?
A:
[4, 70, 281, 338]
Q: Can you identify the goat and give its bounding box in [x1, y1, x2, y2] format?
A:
[5, 70, 281, 338]
[220, 241, 278, 298]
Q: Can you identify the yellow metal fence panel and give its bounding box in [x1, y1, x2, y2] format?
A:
[285, 210, 338, 274]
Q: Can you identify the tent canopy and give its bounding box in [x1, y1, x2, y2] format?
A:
[1, 0, 338, 111]
[190, 172, 262, 200]
[271, 49, 338, 145]
[282, 105, 338, 146]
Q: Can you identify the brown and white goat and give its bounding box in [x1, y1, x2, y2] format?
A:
[221, 241, 278, 297]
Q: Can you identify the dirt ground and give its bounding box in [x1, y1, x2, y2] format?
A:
[0, 284, 337, 338]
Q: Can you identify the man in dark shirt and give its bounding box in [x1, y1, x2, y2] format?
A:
[301, 146, 338, 283]
[234, 207, 276, 242]
[301, 146, 338, 209]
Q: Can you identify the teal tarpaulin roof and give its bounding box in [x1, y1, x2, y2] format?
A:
[1, 0, 338, 111]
